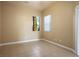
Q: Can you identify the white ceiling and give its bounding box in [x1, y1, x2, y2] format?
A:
[6, 1, 54, 11]
[23, 1, 54, 11]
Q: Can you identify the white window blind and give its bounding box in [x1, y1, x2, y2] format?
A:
[44, 15, 51, 32]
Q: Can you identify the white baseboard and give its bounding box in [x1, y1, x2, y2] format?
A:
[0, 39, 40, 46]
[42, 39, 76, 54]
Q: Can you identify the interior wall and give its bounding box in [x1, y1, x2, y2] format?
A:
[0, 2, 1, 43]
[42, 2, 74, 49]
[1, 1, 79, 50]
[2, 2, 41, 43]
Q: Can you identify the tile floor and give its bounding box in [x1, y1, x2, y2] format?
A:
[0, 40, 78, 57]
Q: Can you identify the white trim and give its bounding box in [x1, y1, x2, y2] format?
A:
[0, 39, 40, 46]
[75, 5, 79, 55]
[42, 39, 76, 53]
[75, 5, 78, 54]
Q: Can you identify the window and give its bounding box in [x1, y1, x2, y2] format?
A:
[44, 15, 51, 32]
[33, 16, 40, 31]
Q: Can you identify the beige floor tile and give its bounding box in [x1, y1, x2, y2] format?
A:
[0, 40, 78, 57]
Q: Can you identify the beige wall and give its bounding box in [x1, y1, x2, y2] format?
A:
[42, 2, 74, 49]
[1, 1, 79, 50]
[0, 2, 1, 43]
[2, 2, 41, 43]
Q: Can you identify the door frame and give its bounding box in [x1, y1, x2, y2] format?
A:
[75, 5, 79, 55]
